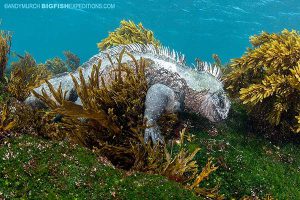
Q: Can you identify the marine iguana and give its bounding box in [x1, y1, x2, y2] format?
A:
[25, 44, 231, 144]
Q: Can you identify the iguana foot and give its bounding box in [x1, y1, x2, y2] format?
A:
[144, 124, 164, 144]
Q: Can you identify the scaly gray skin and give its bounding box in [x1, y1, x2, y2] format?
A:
[144, 83, 182, 143]
[25, 44, 231, 144]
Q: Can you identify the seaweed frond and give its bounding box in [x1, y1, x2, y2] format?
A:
[7, 53, 51, 101]
[64, 50, 80, 71]
[0, 103, 16, 138]
[0, 30, 11, 82]
[44, 57, 68, 75]
[132, 128, 222, 199]
[224, 29, 300, 134]
[8, 99, 45, 135]
[97, 20, 160, 51]
[212, 54, 222, 68]
[34, 50, 147, 167]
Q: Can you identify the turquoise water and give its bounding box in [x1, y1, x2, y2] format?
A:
[1, 0, 299, 64]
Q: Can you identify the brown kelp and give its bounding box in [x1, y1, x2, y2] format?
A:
[97, 20, 160, 51]
[33, 51, 156, 166]
[44, 57, 68, 75]
[64, 50, 80, 71]
[0, 30, 11, 82]
[0, 103, 15, 138]
[132, 128, 221, 199]
[7, 53, 51, 101]
[33, 50, 222, 199]
[224, 29, 300, 134]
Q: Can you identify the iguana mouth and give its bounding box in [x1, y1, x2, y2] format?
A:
[212, 93, 231, 122]
[211, 114, 222, 123]
[185, 90, 230, 123]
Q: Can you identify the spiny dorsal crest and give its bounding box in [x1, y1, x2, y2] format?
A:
[85, 43, 222, 81]
[195, 59, 222, 81]
[103, 43, 186, 65]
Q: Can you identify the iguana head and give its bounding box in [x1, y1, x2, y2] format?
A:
[184, 61, 231, 122]
[198, 89, 231, 122]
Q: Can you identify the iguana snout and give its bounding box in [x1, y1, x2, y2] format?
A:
[200, 91, 231, 123]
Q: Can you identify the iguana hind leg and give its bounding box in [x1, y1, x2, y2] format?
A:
[144, 83, 181, 144]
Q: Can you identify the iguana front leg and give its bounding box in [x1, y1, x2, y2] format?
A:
[144, 83, 181, 144]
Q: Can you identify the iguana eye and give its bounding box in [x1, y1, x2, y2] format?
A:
[217, 92, 225, 108]
[219, 98, 225, 108]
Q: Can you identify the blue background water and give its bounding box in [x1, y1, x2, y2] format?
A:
[0, 0, 299, 65]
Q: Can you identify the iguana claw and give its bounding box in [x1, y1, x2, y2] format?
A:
[144, 126, 164, 144]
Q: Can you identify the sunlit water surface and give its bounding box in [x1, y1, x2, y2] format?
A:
[1, 0, 299, 65]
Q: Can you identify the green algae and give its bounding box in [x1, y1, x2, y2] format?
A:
[0, 135, 200, 199]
